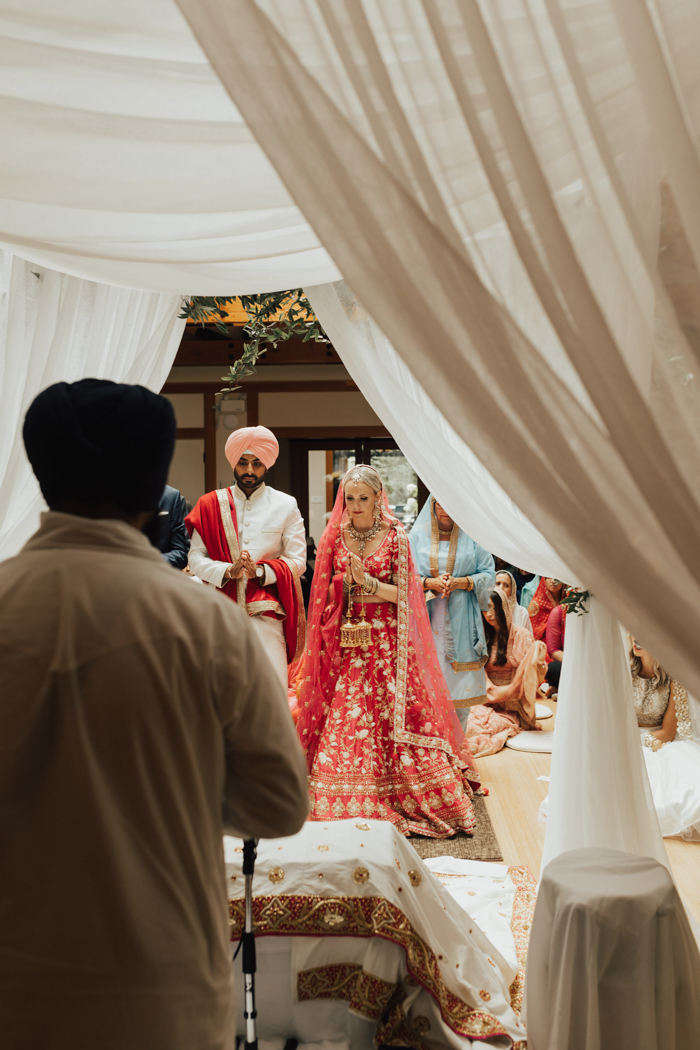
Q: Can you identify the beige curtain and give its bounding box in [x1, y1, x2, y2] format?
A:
[176, 0, 700, 699]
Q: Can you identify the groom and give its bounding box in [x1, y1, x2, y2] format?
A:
[186, 425, 306, 686]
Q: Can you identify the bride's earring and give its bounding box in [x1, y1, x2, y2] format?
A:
[373, 503, 381, 522]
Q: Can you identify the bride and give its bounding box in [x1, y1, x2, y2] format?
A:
[296, 466, 481, 838]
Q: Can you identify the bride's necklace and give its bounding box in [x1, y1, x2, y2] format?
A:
[347, 516, 382, 556]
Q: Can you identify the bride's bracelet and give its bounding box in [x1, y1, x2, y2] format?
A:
[361, 574, 380, 595]
[643, 731, 664, 752]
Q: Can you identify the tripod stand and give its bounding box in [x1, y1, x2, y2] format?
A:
[240, 838, 258, 1050]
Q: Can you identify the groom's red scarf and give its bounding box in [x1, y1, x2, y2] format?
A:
[185, 489, 304, 663]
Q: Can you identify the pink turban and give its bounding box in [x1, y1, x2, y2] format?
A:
[224, 425, 279, 470]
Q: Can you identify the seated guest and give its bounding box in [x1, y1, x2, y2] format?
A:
[465, 589, 547, 757]
[630, 639, 693, 749]
[508, 566, 535, 602]
[629, 640, 700, 839]
[545, 601, 566, 695]
[410, 496, 495, 726]
[0, 379, 309, 1050]
[156, 483, 190, 568]
[495, 569, 533, 634]
[520, 573, 540, 609]
[528, 577, 565, 640]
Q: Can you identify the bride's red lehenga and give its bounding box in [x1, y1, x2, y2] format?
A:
[296, 485, 481, 838]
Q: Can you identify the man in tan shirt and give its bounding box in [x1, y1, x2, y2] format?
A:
[0, 379, 309, 1050]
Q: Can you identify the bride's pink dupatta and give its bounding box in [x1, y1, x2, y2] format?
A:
[296, 480, 479, 787]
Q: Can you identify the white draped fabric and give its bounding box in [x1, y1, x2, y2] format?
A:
[2, 0, 700, 880]
[0, 0, 338, 294]
[0, 251, 185, 558]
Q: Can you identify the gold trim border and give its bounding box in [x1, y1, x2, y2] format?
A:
[228, 893, 507, 1041]
[507, 864, 537, 1015]
[297, 962, 395, 1020]
[451, 655, 488, 673]
[216, 488, 246, 606]
[248, 600, 285, 617]
[453, 694, 488, 709]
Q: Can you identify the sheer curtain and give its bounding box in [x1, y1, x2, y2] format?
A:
[176, 0, 700, 697]
[0, 250, 185, 559]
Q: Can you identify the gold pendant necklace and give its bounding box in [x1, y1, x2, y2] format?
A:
[347, 517, 382, 557]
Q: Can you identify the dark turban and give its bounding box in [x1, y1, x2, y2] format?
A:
[23, 379, 176, 512]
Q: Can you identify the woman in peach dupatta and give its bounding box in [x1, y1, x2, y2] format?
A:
[465, 589, 547, 758]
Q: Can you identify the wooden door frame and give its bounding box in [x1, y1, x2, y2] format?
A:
[290, 436, 429, 534]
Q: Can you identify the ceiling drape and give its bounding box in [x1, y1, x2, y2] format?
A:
[0, 0, 339, 293]
[176, 0, 700, 705]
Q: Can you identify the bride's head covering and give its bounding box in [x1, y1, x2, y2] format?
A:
[296, 472, 472, 772]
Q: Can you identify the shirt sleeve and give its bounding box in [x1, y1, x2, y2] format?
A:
[263, 564, 277, 586]
[216, 609, 309, 839]
[280, 499, 307, 576]
[162, 492, 190, 570]
[188, 529, 230, 588]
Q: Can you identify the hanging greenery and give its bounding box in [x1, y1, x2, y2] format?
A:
[179, 291, 329, 389]
[561, 588, 591, 616]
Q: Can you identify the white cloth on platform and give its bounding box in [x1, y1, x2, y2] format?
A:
[421, 859, 521, 982]
[188, 482, 305, 589]
[225, 821, 527, 1048]
[0, 512, 308, 1050]
[524, 847, 700, 1050]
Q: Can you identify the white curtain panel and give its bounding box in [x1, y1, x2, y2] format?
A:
[0, 0, 339, 293]
[176, 0, 700, 706]
[0, 251, 185, 559]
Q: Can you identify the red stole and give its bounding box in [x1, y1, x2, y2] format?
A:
[528, 577, 559, 642]
[185, 488, 304, 663]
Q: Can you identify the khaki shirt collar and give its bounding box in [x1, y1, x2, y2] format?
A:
[22, 510, 164, 563]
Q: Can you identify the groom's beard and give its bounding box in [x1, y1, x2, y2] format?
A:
[236, 470, 265, 495]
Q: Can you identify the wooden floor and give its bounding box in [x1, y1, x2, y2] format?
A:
[475, 698, 700, 923]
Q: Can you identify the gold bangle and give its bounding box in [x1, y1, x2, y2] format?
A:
[465, 576, 474, 591]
